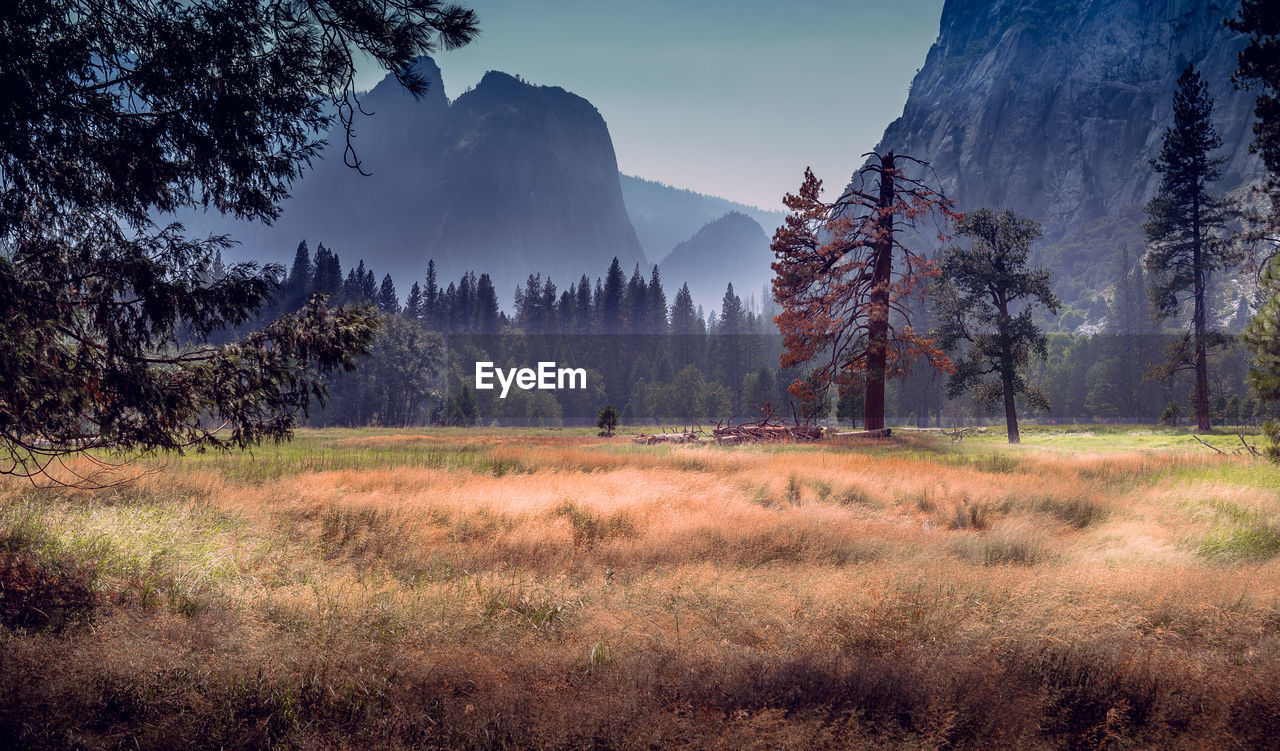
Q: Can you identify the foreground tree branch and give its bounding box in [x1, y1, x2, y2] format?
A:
[0, 0, 477, 484]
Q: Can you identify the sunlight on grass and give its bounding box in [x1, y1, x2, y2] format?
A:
[3, 426, 1280, 748]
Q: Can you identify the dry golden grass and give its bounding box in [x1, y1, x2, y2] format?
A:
[3, 430, 1280, 749]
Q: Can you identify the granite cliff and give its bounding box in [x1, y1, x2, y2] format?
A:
[865, 0, 1262, 314]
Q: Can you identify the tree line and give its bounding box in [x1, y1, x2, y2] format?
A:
[241, 228, 1266, 433]
[4, 0, 1279, 482]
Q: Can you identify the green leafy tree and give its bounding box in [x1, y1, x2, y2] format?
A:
[1144, 64, 1235, 431]
[1244, 256, 1280, 459]
[0, 0, 476, 481]
[444, 378, 479, 427]
[596, 405, 619, 437]
[659, 365, 707, 421]
[935, 209, 1060, 444]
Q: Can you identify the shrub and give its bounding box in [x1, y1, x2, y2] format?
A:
[554, 502, 636, 547]
[596, 405, 619, 437]
[949, 501, 990, 530]
[953, 528, 1048, 565]
[1034, 496, 1111, 528]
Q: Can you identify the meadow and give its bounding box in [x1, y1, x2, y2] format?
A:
[2, 426, 1280, 749]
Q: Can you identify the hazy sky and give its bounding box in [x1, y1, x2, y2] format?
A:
[357, 0, 946, 212]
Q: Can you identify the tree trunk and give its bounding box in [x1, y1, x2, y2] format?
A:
[1002, 368, 1020, 444]
[1194, 319, 1210, 430]
[864, 153, 895, 432]
[1192, 202, 1210, 431]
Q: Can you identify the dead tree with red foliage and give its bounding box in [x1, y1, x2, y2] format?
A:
[771, 152, 956, 431]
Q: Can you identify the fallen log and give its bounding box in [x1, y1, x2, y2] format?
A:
[830, 428, 893, 439]
[633, 432, 699, 445]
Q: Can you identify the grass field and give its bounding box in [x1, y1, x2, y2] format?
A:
[3, 426, 1280, 749]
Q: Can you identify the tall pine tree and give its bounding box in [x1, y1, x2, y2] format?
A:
[404, 282, 424, 323]
[424, 259, 440, 329]
[1230, 0, 1280, 458]
[772, 158, 955, 430]
[1144, 63, 1234, 430]
[285, 240, 312, 310]
[378, 274, 400, 314]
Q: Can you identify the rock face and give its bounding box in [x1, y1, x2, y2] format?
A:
[192, 58, 645, 301]
[658, 212, 774, 312]
[429, 71, 645, 290]
[868, 0, 1261, 245]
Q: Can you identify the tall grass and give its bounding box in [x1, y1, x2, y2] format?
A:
[2, 428, 1279, 748]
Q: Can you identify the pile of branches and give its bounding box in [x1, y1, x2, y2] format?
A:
[711, 404, 824, 445]
[714, 424, 824, 444]
[633, 430, 703, 445]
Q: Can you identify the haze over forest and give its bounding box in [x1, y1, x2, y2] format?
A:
[176, 0, 1276, 430]
[190, 0, 1264, 325]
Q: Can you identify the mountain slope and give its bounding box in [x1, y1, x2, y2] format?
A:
[871, 0, 1259, 246]
[854, 0, 1263, 329]
[181, 58, 645, 300]
[620, 175, 786, 263]
[658, 212, 774, 312]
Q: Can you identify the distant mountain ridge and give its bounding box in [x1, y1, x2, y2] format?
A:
[181, 57, 645, 301]
[620, 175, 786, 264]
[180, 57, 792, 310]
[658, 211, 774, 313]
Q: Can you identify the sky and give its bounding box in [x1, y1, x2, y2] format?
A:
[354, 0, 947, 212]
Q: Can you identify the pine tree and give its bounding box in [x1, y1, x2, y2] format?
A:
[286, 240, 313, 309]
[575, 274, 594, 334]
[1144, 63, 1234, 430]
[516, 273, 544, 332]
[312, 244, 343, 297]
[424, 259, 440, 329]
[405, 282, 424, 323]
[475, 274, 501, 335]
[541, 277, 558, 334]
[557, 289, 574, 334]
[601, 258, 626, 334]
[443, 281, 459, 331]
[457, 272, 476, 331]
[361, 265, 378, 303]
[350, 260, 370, 301]
[716, 283, 751, 411]
[648, 266, 669, 334]
[772, 157, 956, 431]
[378, 274, 400, 314]
[625, 264, 648, 334]
[935, 209, 1059, 444]
[343, 266, 361, 302]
